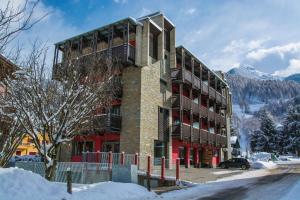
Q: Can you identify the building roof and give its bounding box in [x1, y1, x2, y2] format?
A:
[55, 11, 176, 46]
[55, 17, 141, 46]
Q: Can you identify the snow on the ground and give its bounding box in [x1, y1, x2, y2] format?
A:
[72, 182, 157, 200]
[232, 103, 265, 119]
[212, 169, 271, 182]
[0, 168, 156, 200]
[212, 170, 241, 175]
[0, 168, 70, 200]
[161, 169, 272, 200]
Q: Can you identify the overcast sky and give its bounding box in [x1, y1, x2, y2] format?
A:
[5, 0, 300, 76]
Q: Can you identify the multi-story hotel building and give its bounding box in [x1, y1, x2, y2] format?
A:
[53, 12, 232, 168]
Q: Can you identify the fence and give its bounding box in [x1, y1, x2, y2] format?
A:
[15, 161, 111, 184]
[16, 152, 183, 185]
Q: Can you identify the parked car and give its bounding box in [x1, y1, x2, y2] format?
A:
[219, 158, 250, 170]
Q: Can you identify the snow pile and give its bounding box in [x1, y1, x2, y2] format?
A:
[0, 168, 69, 200]
[250, 161, 277, 169]
[72, 182, 157, 200]
[0, 168, 156, 200]
[250, 152, 272, 162]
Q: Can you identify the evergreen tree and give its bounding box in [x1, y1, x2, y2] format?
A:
[251, 110, 277, 153]
[283, 105, 300, 155]
[251, 130, 268, 152]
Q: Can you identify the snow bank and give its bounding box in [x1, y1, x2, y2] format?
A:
[0, 168, 156, 200]
[250, 152, 272, 162]
[0, 168, 69, 200]
[250, 161, 277, 169]
[72, 182, 157, 200]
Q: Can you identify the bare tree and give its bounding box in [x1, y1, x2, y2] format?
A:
[0, 115, 24, 167]
[0, 0, 46, 52]
[1, 44, 120, 180]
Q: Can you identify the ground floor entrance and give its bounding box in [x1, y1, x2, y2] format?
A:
[172, 139, 222, 168]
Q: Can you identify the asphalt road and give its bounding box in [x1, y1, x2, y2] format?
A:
[198, 164, 300, 200]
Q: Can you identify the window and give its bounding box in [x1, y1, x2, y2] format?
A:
[102, 142, 120, 153]
[193, 122, 199, 129]
[164, 30, 170, 51]
[149, 32, 158, 60]
[72, 141, 94, 156]
[109, 106, 121, 115]
[154, 140, 165, 158]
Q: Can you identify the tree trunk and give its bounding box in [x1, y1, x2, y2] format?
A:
[44, 147, 59, 181]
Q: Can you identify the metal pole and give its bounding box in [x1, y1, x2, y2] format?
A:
[146, 155, 151, 191]
[67, 168, 72, 194]
[161, 156, 165, 181]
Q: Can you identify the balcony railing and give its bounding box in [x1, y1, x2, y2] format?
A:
[171, 95, 191, 110]
[208, 110, 215, 121]
[192, 128, 200, 143]
[200, 129, 208, 143]
[202, 82, 208, 94]
[192, 101, 199, 114]
[216, 92, 222, 104]
[92, 114, 121, 132]
[53, 44, 135, 78]
[222, 96, 227, 106]
[209, 87, 216, 99]
[193, 76, 201, 89]
[200, 105, 208, 118]
[172, 124, 227, 146]
[171, 68, 201, 90]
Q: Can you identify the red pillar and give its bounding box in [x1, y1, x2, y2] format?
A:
[147, 155, 151, 176]
[185, 145, 190, 168]
[134, 153, 139, 166]
[120, 152, 125, 165]
[161, 156, 165, 181]
[108, 151, 113, 170]
[176, 158, 180, 181]
[194, 147, 199, 168]
[211, 148, 218, 168]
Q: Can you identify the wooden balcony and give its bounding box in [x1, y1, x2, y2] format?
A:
[200, 105, 208, 118]
[208, 133, 215, 144]
[171, 68, 201, 90]
[191, 102, 199, 114]
[193, 76, 201, 90]
[172, 123, 191, 140]
[172, 124, 227, 147]
[172, 94, 191, 110]
[53, 44, 135, 79]
[221, 96, 227, 106]
[209, 87, 216, 99]
[201, 82, 208, 94]
[92, 114, 121, 132]
[215, 113, 222, 124]
[200, 129, 208, 144]
[192, 128, 200, 143]
[216, 92, 222, 104]
[208, 110, 215, 121]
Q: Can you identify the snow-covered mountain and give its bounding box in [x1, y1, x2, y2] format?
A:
[285, 73, 300, 83]
[227, 65, 281, 80]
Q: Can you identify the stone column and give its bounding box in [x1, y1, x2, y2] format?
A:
[141, 20, 149, 66]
